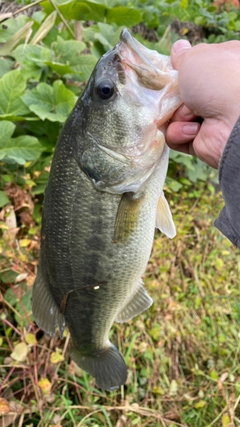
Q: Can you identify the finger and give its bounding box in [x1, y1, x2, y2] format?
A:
[170, 104, 196, 123]
[170, 39, 192, 70]
[166, 121, 200, 148]
[168, 141, 196, 157]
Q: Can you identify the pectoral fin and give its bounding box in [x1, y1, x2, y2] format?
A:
[114, 192, 144, 243]
[115, 280, 153, 323]
[156, 192, 176, 238]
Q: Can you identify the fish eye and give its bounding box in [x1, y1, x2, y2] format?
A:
[96, 79, 115, 100]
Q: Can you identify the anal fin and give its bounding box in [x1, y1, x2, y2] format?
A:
[32, 267, 65, 338]
[115, 280, 153, 323]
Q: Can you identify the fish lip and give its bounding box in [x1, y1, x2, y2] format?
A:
[117, 28, 170, 90]
[119, 28, 155, 69]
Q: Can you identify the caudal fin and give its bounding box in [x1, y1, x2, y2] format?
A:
[70, 344, 127, 391]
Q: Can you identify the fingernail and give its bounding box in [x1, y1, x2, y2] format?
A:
[183, 123, 199, 136]
[172, 39, 191, 54]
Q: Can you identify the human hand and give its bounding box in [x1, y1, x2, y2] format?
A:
[166, 40, 240, 168]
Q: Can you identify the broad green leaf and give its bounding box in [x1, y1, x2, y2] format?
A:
[97, 22, 123, 50]
[44, 36, 87, 76]
[0, 191, 10, 207]
[32, 10, 47, 24]
[0, 121, 43, 165]
[30, 11, 57, 45]
[0, 58, 14, 78]
[12, 44, 52, 66]
[42, 0, 106, 21]
[0, 70, 30, 117]
[22, 80, 76, 122]
[0, 15, 29, 42]
[0, 21, 33, 56]
[165, 177, 183, 192]
[107, 6, 142, 26]
[52, 36, 86, 63]
[12, 44, 52, 80]
[70, 55, 98, 81]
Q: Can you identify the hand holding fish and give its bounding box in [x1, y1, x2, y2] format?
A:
[166, 40, 240, 169]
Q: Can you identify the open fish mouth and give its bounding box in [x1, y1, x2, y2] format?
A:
[117, 28, 172, 91]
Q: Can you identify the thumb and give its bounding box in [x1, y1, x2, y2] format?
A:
[171, 39, 192, 70]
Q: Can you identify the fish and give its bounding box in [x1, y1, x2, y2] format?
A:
[32, 28, 181, 391]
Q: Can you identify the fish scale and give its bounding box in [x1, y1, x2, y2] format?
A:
[32, 29, 181, 391]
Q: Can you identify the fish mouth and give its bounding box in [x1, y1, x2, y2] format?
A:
[116, 28, 171, 90]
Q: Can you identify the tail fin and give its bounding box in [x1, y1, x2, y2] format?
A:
[70, 344, 128, 391]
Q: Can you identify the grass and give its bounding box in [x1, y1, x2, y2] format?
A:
[0, 183, 240, 427]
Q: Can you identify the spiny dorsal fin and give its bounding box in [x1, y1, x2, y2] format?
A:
[156, 192, 176, 238]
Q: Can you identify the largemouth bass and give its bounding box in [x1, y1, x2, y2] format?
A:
[32, 29, 181, 391]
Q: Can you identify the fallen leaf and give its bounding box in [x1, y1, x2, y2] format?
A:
[25, 333, 37, 345]
[10, 342, 28, 362]
[0, 398, 15, 415]
[169, 379, 178, 396]
[38, 378, 52, 395]
[19, 239, 32, 248]
[15, 273, 28, 283]
[222, 413, 231, 427]
[50, 351, 64, 364]
[195, 400, 206, 409]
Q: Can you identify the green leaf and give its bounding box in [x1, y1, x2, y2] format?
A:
[12, 44, 52, 66]
[0, 58, 14, 78]
[30, 11, 57, 45]
[22, 80, 76, 122]
[45, 36, 88, 76]
[0, 191, 10, 208]
[0, 21, 33, 56]
[0, 270, 18, 285]
[0, 121, 43, 165]
[107, 6, 142, 26]
[0, 15, 29, 43]
[70, 54, 98, 81]
[15, 289, 33, 327]
[165, 177, 183, 192]
[52, 36, 86, 63]
[53, 36, 86, 61]
[12, 44, 52, 81]
[0, 70, 30, 118]
[41, 0, 105, 21]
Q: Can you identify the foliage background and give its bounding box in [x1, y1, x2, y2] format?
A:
[0, 0, 240, 426]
